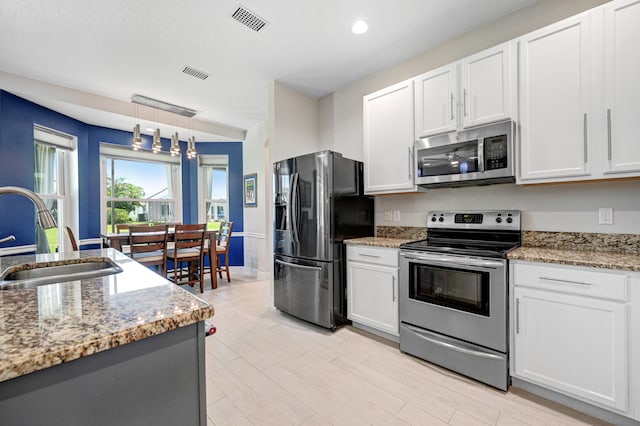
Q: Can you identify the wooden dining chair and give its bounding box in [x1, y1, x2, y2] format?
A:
[166, 223, 208, 293]
[65, 226, 79, 251]
[115, 223, 132, 254]
[128, 224, 169, 276]
[215, 221, 234, 282]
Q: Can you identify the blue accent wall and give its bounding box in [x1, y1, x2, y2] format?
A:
[0, 91, 88, 246]
[188, 142, 244, 266]
[0, 91, 244, 266]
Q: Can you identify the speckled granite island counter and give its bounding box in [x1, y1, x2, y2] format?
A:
[0, 248, 213, 426]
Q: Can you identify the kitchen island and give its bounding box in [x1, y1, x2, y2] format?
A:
[0, 249, 213, 426]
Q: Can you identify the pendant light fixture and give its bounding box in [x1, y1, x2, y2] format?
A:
[187, 136, 197, 159]
[152, 128, 162, 153]
[151, 107, 162, 153]
[170, 132, 180, 156]
[132, 123, 142, 151]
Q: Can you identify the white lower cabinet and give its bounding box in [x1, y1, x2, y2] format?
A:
[511, 261, 629, 412]
[346, 245, 399, 337]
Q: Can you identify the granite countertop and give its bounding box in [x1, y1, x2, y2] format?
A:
[508, 246, 640, 272]
[344, 237, 415, 249]
[0, 249, 213, 383]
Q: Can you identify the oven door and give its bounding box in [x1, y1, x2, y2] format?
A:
[399, 251, 507, 352]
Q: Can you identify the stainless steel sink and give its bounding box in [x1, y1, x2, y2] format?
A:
[0, 257, 123, 290]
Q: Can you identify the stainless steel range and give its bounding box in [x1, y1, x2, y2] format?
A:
[399, 210, 521, 390]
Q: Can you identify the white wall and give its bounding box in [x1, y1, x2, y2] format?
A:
[242, 122, 271, 279]
[270, 81, 320, 162]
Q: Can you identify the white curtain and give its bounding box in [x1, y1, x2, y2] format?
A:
[34, 143, 55, 194]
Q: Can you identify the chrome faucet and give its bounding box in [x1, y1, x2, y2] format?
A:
[0, 186, 58, 253]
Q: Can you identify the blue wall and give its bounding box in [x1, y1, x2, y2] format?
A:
[0, 91, 244, 266]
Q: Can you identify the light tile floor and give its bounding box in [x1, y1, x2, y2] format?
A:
[184, 271, 610, 426]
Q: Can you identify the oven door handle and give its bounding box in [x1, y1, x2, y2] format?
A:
[400, 252, 504, 269]
[403, 324, 503, 360]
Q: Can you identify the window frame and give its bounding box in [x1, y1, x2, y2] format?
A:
[99, 143, 182, 234]
[198, 155, 230, 225]
[33, 125, 78, 253]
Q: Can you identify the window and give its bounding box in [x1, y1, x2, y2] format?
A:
[34, 125, 77, 253]
[199, 155, 229, 230]
[100, 144, 181, 233]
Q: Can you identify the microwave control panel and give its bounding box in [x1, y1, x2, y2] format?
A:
[484, 134, 508, 170]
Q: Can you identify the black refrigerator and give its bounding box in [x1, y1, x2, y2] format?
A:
[273, 151, 374, 329]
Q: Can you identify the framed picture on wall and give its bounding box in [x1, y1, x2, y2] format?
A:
[243, 173, 258, 207]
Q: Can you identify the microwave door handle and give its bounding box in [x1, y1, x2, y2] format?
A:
[478, 139, 485, 172]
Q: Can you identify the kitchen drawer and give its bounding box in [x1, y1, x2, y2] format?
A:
[347, 245, 398, 267]
[512, 262, 627, 302]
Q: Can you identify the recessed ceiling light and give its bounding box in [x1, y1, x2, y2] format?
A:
[352, 20, 368, 35]
[145, 127, 155, 132]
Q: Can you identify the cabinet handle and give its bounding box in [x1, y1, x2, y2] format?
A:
[515, 298, 520, 334]
[583, 113, 588, 163]
[358, 253, 380, 258]
[408, 147, 412, 180]
[463, 89, 468, 117]
[539, 276, 593, 286]
[450, 93, 455, 120]
[607, 108, 612, 161]
[392, 275, 396, 302]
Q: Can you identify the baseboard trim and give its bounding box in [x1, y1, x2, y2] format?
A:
[511, 377, 639, 426]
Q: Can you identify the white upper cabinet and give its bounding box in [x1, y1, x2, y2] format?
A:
[518, 13, 593, 182]
[415, 42, 514, 139]
[603, 0, 640, 175]
[363, 79, 420, 194]
[461, 42, 513, 128]
[518, 0, 640, 184]
[414, 63, 458, 138]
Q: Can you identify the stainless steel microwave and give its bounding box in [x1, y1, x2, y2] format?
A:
[414, 120, 515, 188]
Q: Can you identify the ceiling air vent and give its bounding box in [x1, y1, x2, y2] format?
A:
[182, 65, 209, 80]
[231, 5, 268, 32]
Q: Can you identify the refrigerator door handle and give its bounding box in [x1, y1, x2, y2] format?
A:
[275, 259, 322, 271]
[290, 172, 300, 243]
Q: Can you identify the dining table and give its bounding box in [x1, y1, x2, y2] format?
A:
[101, 228, 219, 289]
[101, 229, 218, 252]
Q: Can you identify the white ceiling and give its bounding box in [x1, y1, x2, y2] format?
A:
[0, 0, 538, 141]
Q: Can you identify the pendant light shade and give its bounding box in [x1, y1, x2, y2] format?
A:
[152, 128, 162, 153]
[132, 124, 142, 150]
[186, 136, 197, 159]
[170, 132, 180, 156]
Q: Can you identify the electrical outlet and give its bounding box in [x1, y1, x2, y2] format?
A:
[393, 210, 401, 222]
[598, 207, 613, 225]
[384, 210, 392, 221]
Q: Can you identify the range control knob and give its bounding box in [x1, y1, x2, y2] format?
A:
[506, 217, 513, 224]
[431, 217, 437, 222]
[438, 217, 444, 222]
[495, 217, 503, 224]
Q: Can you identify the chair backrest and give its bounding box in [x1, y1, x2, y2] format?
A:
[217, 221, 234, 251]
[65, 226, 79, 251]
[116, 223, 130, 234]
[129, 224, 169, 260]
[173, 223, 206, 252]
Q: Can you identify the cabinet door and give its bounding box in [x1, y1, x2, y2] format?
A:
[603, 0, 640, 175]
[347, 261, 398, 336]
[519, 13, 593, 182]
[363, 80, 416, 194]
[414, 63, 458, 138]
[513, 287, 627, 411]
[461, 42, 513, 128]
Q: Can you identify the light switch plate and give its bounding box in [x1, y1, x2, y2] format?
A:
[598, 207, 613, 225]
[393, 210, 401, 222]
[384, 210, 392, 221]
